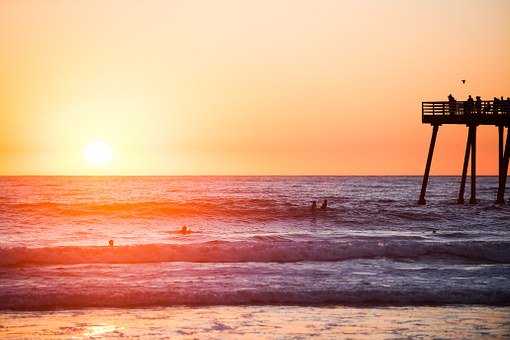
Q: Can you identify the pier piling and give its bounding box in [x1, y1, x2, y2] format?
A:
[418, 125, 439, 205]
[457, 129, 472, 204]
[498, 126, 504, 202]
[469, 125, 477, 204]
[497, 127, 510, 203]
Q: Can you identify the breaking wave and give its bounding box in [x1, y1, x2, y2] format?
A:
[1, 239, 509, 267]
[2, 287, 510, 310]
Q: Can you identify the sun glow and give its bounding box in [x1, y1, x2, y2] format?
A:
[83, 141, 113, 167]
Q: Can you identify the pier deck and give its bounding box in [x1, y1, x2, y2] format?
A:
[422, 101, 510, 126]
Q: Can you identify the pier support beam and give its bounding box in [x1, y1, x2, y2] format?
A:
[496, 126, 504, 203]
[418, 125, 439, 205]
[469, 125, 477, 204]
[497, 126, 510, 203]
[457, 128, 472, 204]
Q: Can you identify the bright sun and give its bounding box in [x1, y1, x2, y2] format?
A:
[83, 141, 113, 166]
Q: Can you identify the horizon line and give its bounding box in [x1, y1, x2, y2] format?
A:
[0, 174, 505, 178]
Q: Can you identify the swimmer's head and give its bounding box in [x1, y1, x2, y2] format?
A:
[108, 239, 114, 246]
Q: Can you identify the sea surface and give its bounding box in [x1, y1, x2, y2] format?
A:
[0, 176, 509, 337]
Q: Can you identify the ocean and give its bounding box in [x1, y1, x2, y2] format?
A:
[0, 176, 509, 338]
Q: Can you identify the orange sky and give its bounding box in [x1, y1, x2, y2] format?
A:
[0, 0, 509, 175]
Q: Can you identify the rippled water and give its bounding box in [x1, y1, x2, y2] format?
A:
[2, 306, 509, 339]
[0, 176, 509, 310]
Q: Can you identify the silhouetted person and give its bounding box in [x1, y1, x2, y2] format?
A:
[475, 96, 482, 114]
[465, 95, 474, 115]
[502, 97, 510, 115]
[175, 226, 192, 235]
[311, 200, 317, 212]
[320, 199, 328, 210]
[493, 97, 500, 114]
[448, 94, 457, 115]
[108, 239, 114, 247]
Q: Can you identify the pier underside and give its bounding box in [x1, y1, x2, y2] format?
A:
[422, 114, 510, 126]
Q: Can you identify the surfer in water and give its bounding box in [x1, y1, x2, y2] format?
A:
[177, 226, 192, 235]
[108, 239, 114, 247]
[320, 199, 328, 210]
[311, 200, 317, 212]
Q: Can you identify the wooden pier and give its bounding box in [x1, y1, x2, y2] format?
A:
[418, 99, 510, 204]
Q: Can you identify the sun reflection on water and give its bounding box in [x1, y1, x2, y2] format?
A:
[83, 324, 118, 337]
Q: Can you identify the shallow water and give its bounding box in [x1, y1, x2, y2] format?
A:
[0, 176, 509, 309]
[1, 306, 509, 339]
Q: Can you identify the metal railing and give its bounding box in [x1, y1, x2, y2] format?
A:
[422, 100, 510, 117]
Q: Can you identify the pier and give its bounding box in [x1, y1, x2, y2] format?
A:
[418, 99, 510, 204]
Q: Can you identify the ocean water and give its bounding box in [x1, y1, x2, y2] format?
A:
[1, 306, 510, 339]
[0, 176, 509, 311]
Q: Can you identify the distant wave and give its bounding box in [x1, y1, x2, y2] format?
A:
[1, 240, 509, 267]
[1, 285, 509, 310]
[0, 199, 454, 224]
[1, 200, 317, 220]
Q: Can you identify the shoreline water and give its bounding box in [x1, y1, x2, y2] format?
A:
[1, 306, 509, 339]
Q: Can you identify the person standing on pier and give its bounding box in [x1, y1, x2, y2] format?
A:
[504, 97, 510, 115]
[475, 96, 482, 114]
[493, 97, 500, 114]
[448, 94, 457, 115]
[465, 95, 474, 115]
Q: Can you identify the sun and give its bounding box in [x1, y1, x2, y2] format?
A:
[83, 141, 113, 166]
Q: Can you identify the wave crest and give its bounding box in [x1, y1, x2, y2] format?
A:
[2, 200, 315, 220]
[2, 287, 510, 310]
[1, 240, 509, 267]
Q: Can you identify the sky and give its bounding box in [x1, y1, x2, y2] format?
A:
[0, 0, 509, 175]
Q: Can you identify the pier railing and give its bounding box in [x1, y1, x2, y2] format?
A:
[422, 100, 510, 117]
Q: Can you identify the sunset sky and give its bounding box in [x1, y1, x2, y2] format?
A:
[0, 0, 509, 175]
